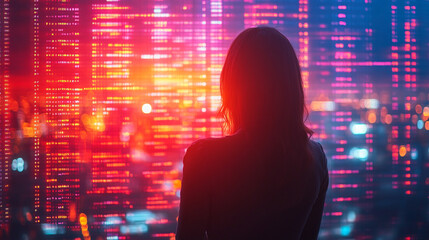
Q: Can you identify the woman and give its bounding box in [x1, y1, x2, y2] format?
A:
[176, 27, 329, 240]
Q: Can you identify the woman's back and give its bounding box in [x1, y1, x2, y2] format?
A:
[177, 26, 328, 239]
[176, 129, 329, 239]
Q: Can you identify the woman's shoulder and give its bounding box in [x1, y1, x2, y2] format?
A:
[186, 134, 236, 155]
[308, 139, 322, 151]
[308, 139, 328, 175]
[308, 139, 325, 154]
[184, 133, 243, 164]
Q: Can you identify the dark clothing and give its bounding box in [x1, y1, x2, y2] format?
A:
[176, 129, 329, 240]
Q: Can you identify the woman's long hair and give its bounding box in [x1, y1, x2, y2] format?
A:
[219, 27, 313, 164]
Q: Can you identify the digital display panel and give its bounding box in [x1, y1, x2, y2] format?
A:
[1, 0, 428, 239]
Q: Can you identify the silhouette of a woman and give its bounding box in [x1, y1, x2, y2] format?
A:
[176, 27, 329, 240]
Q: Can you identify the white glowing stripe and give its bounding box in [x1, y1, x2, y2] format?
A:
[140, 54, 171, 59]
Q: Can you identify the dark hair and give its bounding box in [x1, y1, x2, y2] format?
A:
[219, 27, 313, 163]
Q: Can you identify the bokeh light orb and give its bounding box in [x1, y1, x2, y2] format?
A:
[399, 145, 407, 157]
[142, 103, 152, 114]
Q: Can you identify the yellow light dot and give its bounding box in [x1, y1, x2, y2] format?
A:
[79, 213, 87, 225]
[405, 103, 411, 111]
[399, 146, 407, 157]
[81, 224, 88, 231]
[142, 103, 152, 114]
[368, 112, 376, 124]
[423, 106, 429, 117]
[173, 179, 181, 189]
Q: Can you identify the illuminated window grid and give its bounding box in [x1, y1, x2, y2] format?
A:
[144, 2, 207, 213]
[244, 2, 283, 27]
[33, 1, 81, 225]
[208, 0, 223, 137]
[298, 0, 309, 89]
[90, 2, 134, 230]
[332, 1, 375, 203]
[33, 0, 41, 223]
[389, 1, 417, 195]
[0, 0, 425, 239]
[150, 3, 190, 156]
[0, 0, 11, 228]
[146, 3, 222, 151]
[304, 2, 376, 236]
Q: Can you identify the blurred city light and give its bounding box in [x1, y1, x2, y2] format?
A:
[126, 210, 156, 223]
[142, 103, 152, 114]
[349, 147, 369, 161]
[349, 122, 368, 135]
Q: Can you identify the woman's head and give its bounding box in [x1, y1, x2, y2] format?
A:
[219, 27, 312, 154]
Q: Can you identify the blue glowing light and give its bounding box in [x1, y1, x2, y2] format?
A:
[411, 149, 418, 160]
[120, 224, 148, 235]
[126, 210, 156, 223]
[41, 224, 57, 235]
[350, 147, 369, 161]
[11, 157, 25, 172]
[350, 122, 368, 135]
[17, 158, 24, 172]
[347, 211, 356, 222]
[104, 216, 122, 225]
[41, 223, 65, 235]
[340, 225, 352, 236]
[417, 120, 424, 129]
[11, 159, 17, 171]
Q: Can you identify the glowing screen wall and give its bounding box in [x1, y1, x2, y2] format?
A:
[1, 0, 429, 239]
